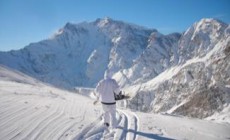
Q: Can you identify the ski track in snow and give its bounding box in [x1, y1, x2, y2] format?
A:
[73, 109, 140, 140]
[116, 110, 139, 140]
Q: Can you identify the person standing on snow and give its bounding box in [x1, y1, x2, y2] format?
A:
[94, 71, 121, 134]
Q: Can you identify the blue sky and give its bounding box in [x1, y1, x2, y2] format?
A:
[0, 0, 229, 51]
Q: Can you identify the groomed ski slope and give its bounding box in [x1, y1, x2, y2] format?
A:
[0, 66, 230, 140]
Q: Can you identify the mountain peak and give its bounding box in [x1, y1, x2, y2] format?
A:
[199, 18, 216, 23]
[95, 17, 114, 27]
[183, 18, 228, 38]
[102, 17, 113, 22]
[64, 22, 76, 30]
[194, 18, 228, 31]
[198, 18, 226, 25]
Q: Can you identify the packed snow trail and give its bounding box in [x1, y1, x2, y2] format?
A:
[115, 110, 140, 140]
[1, 66, 230, 140]
[73, 109, 140, 140]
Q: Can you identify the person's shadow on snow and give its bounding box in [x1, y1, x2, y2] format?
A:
[117, 126, 175, 140]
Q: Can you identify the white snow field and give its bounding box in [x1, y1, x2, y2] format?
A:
[0, 66, 230, 140]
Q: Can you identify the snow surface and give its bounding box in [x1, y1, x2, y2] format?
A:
[1, 66, 230, 140]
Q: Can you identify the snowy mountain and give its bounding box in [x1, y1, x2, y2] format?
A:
[178, 18, 229, 63]
[0, 17, 229, 121]
[0, 17, 155, 89]
[123, 18, 230, 119]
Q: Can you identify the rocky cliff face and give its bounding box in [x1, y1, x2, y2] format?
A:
[126, 27, 230, 119]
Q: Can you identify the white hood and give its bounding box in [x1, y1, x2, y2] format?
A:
[104, 70, 113, 79]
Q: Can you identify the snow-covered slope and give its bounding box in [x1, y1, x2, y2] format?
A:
[178, 18, 229, 63]
[124, 27, 230, 121]
[0, 17, 229, 121]
[0, 21, 112, 89]
[115, 32, 181, 86]
[0, 65, 101, 140]
[0, 66, 230, 140]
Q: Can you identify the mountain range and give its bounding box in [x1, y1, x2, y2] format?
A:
[0, 17, 229, 120]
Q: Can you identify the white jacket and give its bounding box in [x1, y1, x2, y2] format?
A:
[95, 78, 120, 104]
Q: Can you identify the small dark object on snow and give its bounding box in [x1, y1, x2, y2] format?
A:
[114, 91, 130, 100]
[104, 122, 109, 127]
